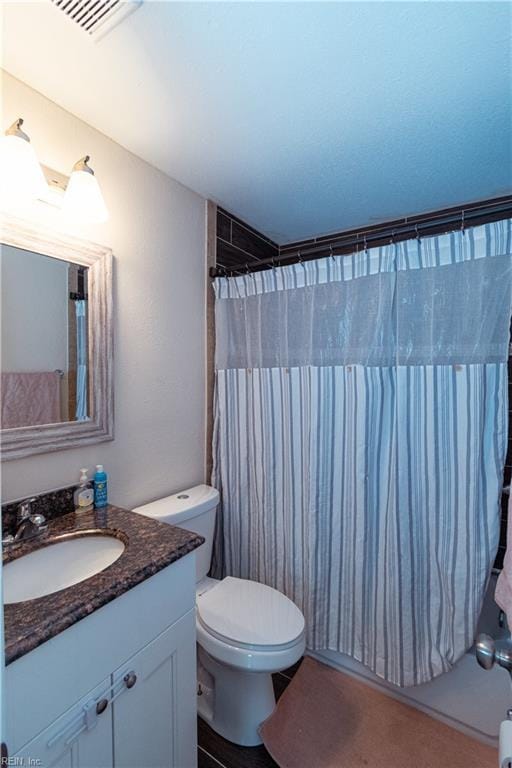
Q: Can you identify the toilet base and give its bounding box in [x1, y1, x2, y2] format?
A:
[197, 645, 276, 747]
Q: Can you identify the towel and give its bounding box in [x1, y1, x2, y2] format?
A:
[1, 372, 61, 428]
[496, 488, 512, 628]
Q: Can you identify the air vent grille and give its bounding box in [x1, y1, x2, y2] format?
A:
[51, 0, 142, 39]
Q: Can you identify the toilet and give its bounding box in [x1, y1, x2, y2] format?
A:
[133, 484, 305, 746]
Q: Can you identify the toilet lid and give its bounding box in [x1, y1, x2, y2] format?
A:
[197, 577, 305, 648]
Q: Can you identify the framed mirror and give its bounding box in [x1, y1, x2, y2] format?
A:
[0, 214, 113, 459]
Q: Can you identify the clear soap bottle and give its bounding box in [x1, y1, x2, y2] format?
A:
[74, 468, 94, 513]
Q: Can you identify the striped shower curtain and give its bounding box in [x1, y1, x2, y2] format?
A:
[75, 299, 88, 421]
[212, 220, 512, 686]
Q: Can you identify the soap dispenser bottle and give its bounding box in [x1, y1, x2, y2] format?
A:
[94, 464, 108, 509]
[74, 468, 94, 513]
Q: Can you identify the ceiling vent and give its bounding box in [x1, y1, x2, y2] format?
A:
[50, 0, 142, 41]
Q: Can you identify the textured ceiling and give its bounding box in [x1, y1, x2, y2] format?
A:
[1, 1, 511, 242]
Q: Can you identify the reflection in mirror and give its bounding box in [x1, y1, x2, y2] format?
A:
[1, 245, 90, 428]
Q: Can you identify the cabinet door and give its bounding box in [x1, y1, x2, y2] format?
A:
[13, 676, 113, 768]
[112, 609, 196, 768]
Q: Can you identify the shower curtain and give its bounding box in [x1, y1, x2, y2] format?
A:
[75, 299, 88, 421]
[212, 220, 512, 686]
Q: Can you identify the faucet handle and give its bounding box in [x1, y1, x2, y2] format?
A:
[17, 497, 37, 521]
[30, 513, 47, 528]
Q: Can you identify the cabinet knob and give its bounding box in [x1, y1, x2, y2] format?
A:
[96, 698, 109, 715]
[124, 671, 137, 689]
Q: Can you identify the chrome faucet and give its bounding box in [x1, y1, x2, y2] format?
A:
[3, 498, 48, 545]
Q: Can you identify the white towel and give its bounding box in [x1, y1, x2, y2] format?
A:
[496, 488, 512, 628]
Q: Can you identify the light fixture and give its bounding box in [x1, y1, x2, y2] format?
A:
[0, 119, 109, 223]
[62, 155, 109, 223]
[0, 118, 47, 211]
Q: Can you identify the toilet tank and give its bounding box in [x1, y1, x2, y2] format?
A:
[133, 484, 220, 583]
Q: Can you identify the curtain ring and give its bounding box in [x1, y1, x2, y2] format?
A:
[390, 229, 396, 245]
[461, 210, 465, 236]
[415, 224, 421, 242]
[363, 235, 368, 256]
[245, 263, 250, 275]
[330, 244, 335, 262]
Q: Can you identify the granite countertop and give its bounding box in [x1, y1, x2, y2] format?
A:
[3, 505, 204, 665]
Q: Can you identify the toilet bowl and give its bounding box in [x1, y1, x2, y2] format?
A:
[196, 575, 305, 745]
[134, 485, 306, 746]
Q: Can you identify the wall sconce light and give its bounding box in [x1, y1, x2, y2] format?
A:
[62, 156, 109, 223]
[0, 118, 109, 223]
[0, 118, 47, 210]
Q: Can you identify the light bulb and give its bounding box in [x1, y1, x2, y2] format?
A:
[0, 118, 47, 212]
[62, 156, 109, 223]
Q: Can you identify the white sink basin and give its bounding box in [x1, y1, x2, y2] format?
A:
[4, 534, 125, 604]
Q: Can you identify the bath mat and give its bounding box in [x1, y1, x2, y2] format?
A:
[260, 657, 497, 768]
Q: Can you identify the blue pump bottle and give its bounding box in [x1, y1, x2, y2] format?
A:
[94, 464, 108, 508]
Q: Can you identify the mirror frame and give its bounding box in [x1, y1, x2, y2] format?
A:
[0, 214, 114, 460]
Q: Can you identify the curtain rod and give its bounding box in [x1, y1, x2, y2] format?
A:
[210, 195, 512, 278]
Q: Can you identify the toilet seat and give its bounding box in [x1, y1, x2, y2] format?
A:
[196, 618, 305, 673]
[196, 577, 306, 671]
[197, 576, 305, 650]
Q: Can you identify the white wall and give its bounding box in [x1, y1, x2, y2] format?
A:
[1, 72, 207, 507]
[1, 245, 68, 373]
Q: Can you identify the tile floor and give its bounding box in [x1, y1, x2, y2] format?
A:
[197, 659, 303, 768]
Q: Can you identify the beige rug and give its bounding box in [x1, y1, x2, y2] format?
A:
[260, 657, 497, 768]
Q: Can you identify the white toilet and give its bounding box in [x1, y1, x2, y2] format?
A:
[133, 484, 305, 746]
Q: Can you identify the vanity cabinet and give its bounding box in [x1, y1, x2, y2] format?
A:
[6, 553, 197, 768]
